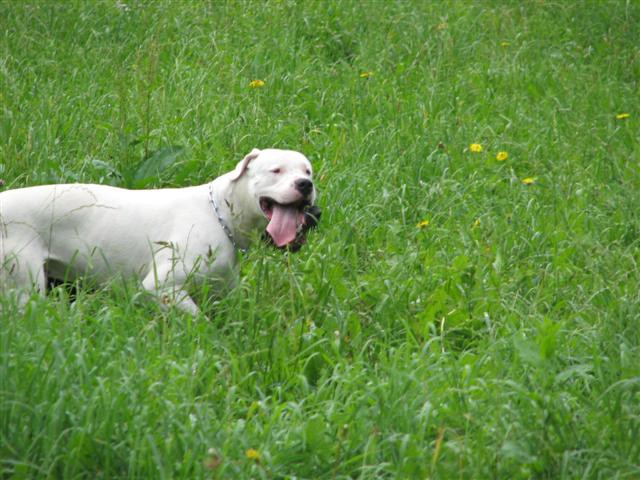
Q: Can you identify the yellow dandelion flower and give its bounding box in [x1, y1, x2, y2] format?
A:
[469, 143, 483, 153]
[615, 113, 630, 120]
[359, 71, 374, 78]
[500, 41, 510, 48]
[249, 79, 265, 88]
[417, 219, 430, 229]
[521, 177, 537, 185]
[496, 151, 508, 161]
[245, 448, 261, 461]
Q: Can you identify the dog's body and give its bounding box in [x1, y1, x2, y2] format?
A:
[0, 148, 318, 314]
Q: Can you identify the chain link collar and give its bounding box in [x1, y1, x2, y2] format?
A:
[208, 182, 247, 255]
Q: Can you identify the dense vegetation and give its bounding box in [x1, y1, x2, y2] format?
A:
[1, 1, 639, 478]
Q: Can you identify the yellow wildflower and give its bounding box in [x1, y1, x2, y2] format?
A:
[245, 448, 261, 461]
[249, 79, 265, 88]
[472, 219, 481, 229]
[417, 219, 430, 229]
[359, 71, 374, 78]
[496, 151, 508, 161]
[615, 113, 630, 120]
[469, 143, 483, 153]
[521, 177, 537, 185]
[500, 41, 510, 48]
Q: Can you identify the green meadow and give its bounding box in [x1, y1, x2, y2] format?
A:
[1, 0, 639, 478]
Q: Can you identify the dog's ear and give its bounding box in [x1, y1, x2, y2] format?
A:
[230, 148, 261, 182]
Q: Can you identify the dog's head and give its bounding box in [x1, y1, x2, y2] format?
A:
[231, 148, 320, 250]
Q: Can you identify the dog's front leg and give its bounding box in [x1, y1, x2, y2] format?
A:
[141, 270, 200, 315]
[145, 282, 200, 315]
[163, 287, 200, 315]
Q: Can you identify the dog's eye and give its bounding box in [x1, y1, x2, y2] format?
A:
[305, 169, 311, 175]
[271, 168, 281, 174]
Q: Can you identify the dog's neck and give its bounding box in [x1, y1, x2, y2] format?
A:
[209, 174, 266, 252]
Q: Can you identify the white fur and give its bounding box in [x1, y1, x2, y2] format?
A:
[0, 148, 315, 314]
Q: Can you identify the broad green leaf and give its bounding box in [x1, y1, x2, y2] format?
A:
[133, 145, 186, 188]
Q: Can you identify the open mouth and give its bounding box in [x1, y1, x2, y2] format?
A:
[260, 196, 311, 248]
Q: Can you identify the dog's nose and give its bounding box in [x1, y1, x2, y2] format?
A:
[295, 178, 314, 196]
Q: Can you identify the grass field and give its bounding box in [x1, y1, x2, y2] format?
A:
[1, 0, 639, 478]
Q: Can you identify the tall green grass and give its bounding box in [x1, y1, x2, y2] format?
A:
[1, 1, 639, 478]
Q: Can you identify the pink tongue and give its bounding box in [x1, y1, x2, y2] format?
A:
[266, 204, 299, 247]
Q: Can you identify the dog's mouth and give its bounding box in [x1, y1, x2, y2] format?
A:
[260, 196, 315, 249]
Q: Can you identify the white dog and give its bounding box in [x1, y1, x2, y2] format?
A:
[0, 148, 319, 314]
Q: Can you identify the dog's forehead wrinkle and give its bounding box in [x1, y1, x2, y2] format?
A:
[257, 149, 310, 164]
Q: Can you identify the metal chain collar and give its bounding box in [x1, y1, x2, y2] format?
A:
[208, 182, 247, 255]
